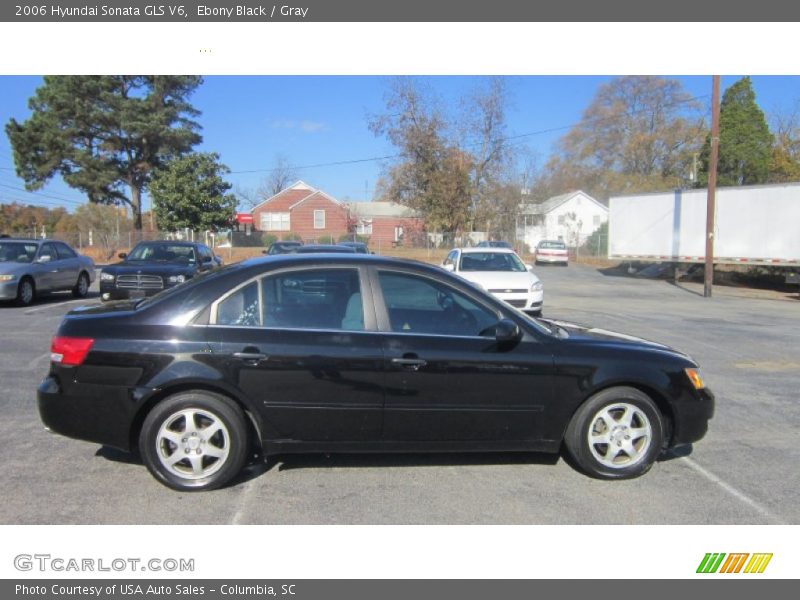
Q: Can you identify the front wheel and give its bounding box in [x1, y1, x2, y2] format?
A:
[17, 277, 35, 306]
[139, 391, 249, 491]
[564, 387, 664, 480]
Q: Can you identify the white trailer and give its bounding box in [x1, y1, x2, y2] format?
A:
[608, 183, 800, 271]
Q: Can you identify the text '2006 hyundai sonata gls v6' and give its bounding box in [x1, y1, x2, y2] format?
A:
[38, 254, 714, 491]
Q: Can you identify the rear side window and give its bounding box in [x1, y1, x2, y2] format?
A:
[216, 282, 261, 327]
[261, 268, 363, 331]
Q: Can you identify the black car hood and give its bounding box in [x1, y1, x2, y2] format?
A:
[542, 318, 691, 360]
[102, 261, 196, 276]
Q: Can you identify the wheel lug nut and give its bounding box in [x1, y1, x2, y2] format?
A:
[196, 449, 202, 455]
[184, 448, 190, 454]
[182, 438, 187, 443]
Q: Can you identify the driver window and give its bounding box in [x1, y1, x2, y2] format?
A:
[377, 271, 497, 337]
[39, 243, 57, 262]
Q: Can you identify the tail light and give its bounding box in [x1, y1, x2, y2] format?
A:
[51, 337, 94, 366]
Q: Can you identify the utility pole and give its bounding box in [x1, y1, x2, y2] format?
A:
[705, 75, 720, 298]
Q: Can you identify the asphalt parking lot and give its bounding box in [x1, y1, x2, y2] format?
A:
[1, 264, 798, 525]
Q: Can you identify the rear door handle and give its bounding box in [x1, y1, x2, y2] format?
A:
[232, 352, 269, 363]
[391, 357, 427, 370]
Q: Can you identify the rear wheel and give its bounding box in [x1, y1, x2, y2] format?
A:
[72, 272, 90, 298]
[139, 391, 248, 491]
[564, 387, 664, 479]
[16, 277, 35, 306]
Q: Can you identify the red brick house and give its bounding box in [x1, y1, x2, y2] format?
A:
[252, 181, 425, 246]
[251, 181, 349, 242]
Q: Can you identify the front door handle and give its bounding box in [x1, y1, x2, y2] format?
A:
[391, 357, 428, 371]
[233, 352, 269, 364]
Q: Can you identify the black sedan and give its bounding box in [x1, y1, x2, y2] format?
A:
[38, 254, 714, 491]
[99, 241, 222, 301]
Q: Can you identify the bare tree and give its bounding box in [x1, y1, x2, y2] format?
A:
[255, 154, 299, 202]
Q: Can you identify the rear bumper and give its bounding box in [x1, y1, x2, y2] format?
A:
[536, 254, 568, 263]
[37, 374, 139, 451]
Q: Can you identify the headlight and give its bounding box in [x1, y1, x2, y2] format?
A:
[168, 275, 186, 284]
[685, 368, 706, 390]
[0, 274, 17, 282]
[530, 281, 543, 292]
[100, 272, 115, 281]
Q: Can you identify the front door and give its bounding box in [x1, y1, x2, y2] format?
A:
[373, 269, 553, 442]
[204, 266, 384, 442]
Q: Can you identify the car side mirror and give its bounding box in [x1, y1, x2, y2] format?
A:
[118, 252, 127, 259]
[495, 319, 521, 343]
[442, 263, 454, 272]
[526, 264, 534, 272]
[202, 256, 212, 263]
[37, 254, 51, 264]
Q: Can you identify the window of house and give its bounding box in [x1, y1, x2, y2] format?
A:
[313, 210, 326, 229]
[557, 215, 566, 225]
[356, 220, 372, 235]
[261, 212, 290, 231]
[593, 215, 602, 227]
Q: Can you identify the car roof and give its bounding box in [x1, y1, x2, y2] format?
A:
[133, 240, 199, 247]
[295, 244, 356, 253]
[239, 253, 435, 270]
[456, 247, 516, 255]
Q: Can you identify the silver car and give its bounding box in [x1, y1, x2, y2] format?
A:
[0, 238, 95, 306]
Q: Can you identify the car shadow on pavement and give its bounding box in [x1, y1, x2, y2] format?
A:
[657, 444, 694, 462]
[265, 451, 560, 473]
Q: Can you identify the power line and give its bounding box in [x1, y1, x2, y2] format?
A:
[228, 93, 711, 175]
[0, 182, 85, 206]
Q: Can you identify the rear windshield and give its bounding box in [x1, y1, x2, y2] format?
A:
[538, 241, 566, 249]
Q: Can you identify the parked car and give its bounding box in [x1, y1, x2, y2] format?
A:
[443, 247, 543, 315]
[535, 240, 569, 266]
[294, 244, 356, 253]
[337, 241, 369, 254]
[265, 241, 303, 255]
[0, 238, 95, 306]
[477, 240, 513, 249]
[38, 254, 714, 491]
[99, 241, 221, 301]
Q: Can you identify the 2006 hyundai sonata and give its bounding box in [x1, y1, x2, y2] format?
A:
[38, 254, 714, 491]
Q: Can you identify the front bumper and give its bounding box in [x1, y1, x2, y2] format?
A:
[0, 280, 18, 300]
[99, 281, 174, 301]
[671, 387, 715, 445]
[491, 290, 544, 313]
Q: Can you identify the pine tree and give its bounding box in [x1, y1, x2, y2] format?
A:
[698, 77, 773, 187]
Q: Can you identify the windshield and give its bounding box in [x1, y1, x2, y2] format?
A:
[539, 241, 566, 250]
[459, 252, 527, 272]
[127, 243, 196, 263]
[0, 242, 38, 263]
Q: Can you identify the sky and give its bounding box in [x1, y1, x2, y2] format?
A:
[1, 74, 799, 213]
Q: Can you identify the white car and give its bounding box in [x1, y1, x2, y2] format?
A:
[535, 240, 569, 266]
[442, 247, 543, 315]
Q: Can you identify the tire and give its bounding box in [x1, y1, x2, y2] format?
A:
[139, 391, 249, 491]
[564, 386, 664, 480]
[72, 272, 90, 298]
[16, 277, 35, 307]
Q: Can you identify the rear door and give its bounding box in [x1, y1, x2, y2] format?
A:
[204, 265, 385, 442]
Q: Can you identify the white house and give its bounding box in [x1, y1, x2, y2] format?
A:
[517, 190, 608, 251]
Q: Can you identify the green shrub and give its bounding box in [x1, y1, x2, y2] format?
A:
[262, 233, 278, 247]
